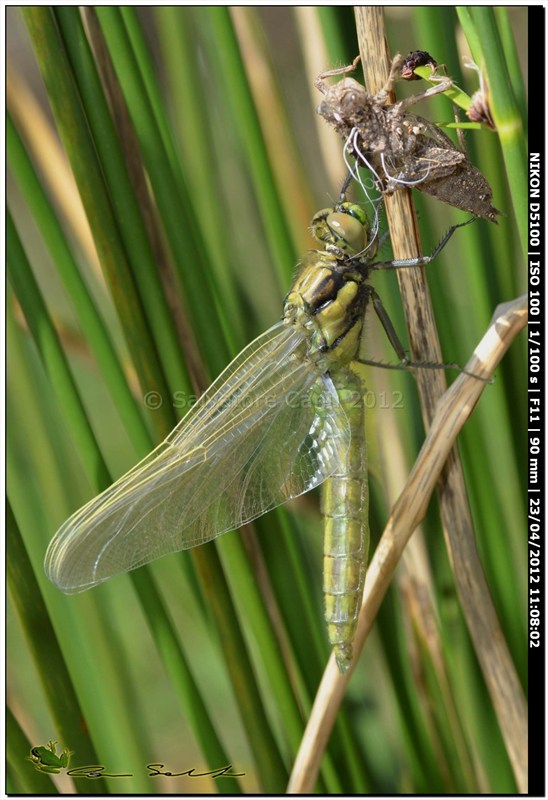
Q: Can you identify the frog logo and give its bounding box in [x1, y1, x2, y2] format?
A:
[28, 741, 72, 774]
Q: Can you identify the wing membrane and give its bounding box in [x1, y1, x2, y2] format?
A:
[45, 323, 350, 593]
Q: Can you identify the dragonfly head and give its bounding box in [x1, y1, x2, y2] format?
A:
[311, 202, 368, 259]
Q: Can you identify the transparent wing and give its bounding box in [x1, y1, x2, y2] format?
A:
[45, 323, 351, 593]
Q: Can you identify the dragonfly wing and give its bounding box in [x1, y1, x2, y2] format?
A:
[45, 323, 351, 593]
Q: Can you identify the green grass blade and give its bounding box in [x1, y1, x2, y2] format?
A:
[458, 7, 528, 251]
[22, 8, 173, 441]
[94, 6, 230, 376]
[53, 7, 192, 409]
[7, 211, 110, 487]
[494, 8, 528, 132]
[7, 502, 102, 791]
[129, 569, 244, 793]
[7, 112, 152, 458]
[154, 7, 247, 347]
[190, 544, 289, 791]
[199, 7, 297, 286]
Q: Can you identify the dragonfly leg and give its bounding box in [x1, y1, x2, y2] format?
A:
[369, 217, 477, 271]
[356, 288, 441, 369]
[314, 55, 361, 94]
[393, 75, 454, 113]
[368, 288, 408, 362]
[374, 53, 405, 101]
[357, 289, 491, 381]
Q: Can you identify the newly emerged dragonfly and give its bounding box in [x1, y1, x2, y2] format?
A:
[45, 182, 473, 672]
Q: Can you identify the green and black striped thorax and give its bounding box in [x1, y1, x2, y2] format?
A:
[283, 202, 377, 371]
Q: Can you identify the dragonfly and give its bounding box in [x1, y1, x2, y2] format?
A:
[45, 180, 473, 672]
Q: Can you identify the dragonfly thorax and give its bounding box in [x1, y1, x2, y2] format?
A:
[284, 248, 367, 372]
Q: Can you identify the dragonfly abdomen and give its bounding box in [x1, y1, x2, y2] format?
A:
[321, 369, 369, 672]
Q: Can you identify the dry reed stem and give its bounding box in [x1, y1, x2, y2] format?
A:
[7, 71, 101, 276]
[295, 6, 350, 194]
[353, 8, 527, 792]
[287, 295, 527, 794]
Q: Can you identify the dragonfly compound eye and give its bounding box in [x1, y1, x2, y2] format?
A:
[326, 210, 367, 255]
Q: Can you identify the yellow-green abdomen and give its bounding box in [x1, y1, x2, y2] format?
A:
[321, 368, 369, 672]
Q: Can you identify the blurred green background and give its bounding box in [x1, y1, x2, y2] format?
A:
[7, 6, 527, 794]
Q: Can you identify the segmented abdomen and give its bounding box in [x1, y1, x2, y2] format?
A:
[321, 368, 369, 672]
